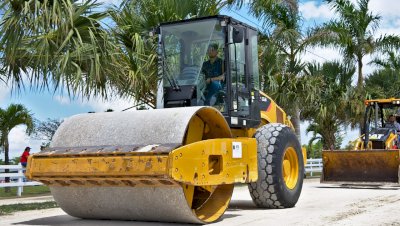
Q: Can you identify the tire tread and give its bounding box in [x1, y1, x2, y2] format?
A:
[248, 123, 303, 209]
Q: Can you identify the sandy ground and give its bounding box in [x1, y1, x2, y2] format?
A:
[2, 179, 400, 226]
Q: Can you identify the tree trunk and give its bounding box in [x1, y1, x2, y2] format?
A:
[357, 56, 363, 89]
[323, 133, 336, 151]
[291, 105, 302, 143]
[4, 136, 11, 193]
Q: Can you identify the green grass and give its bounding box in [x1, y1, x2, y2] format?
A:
[0, 186, 51, 198]
[0, 201, 58, 216]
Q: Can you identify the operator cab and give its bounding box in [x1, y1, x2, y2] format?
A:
[156, 15, 261, 128]
[363, 99, 400, 149]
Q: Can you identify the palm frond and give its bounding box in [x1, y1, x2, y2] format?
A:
[0, 0, 123, 99]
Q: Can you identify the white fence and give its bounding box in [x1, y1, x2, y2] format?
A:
[0, 159, 323, 196]
[0, 164, 42, 196]
[305, 158, 323, 176]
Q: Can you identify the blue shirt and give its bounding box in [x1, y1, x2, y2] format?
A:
[202, 58, 223, 79]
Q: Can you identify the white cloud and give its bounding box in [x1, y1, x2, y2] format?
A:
[376, 26, 400, 37]
[341, 127, 360, 147]
[76, 0, 118, 4]
[366, 1, 400, 37]
[346, 0, 400, 18]
[361, 54, 375, 75]
[54, 92, 135, 112]
[301, 46, 342, 64]
[0, 83, 11, 104]
[53, 87, 137, 112]
[82, 96, 135, 112]
[368, 0, 400, 19]
[96, 0, 121, 6]
[301, 0, 400, 36]
[300, 121, 312, 146]
[299, 1, 335, 20]
[54, 95, 71, 105]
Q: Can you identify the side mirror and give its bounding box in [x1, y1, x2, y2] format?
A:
[232, 27, 244, 43]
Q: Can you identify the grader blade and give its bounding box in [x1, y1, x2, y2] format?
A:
[321, 150, 400, 184]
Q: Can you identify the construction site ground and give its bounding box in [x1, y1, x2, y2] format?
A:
[2, 178, 400, 226]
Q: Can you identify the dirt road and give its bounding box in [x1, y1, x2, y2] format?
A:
[2, 179, 400, 226]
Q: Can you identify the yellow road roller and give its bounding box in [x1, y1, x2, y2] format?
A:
[322, 98, 400, 184]
[26, 15, 305, 224]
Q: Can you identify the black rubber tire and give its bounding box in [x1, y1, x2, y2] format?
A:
[248, 123, 304, 208]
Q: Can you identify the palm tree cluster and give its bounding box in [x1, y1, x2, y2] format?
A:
[254, 0, 400, 154]
[0, 0, 399, 157]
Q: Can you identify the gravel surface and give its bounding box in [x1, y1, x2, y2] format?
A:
[2, 179, 400, 226]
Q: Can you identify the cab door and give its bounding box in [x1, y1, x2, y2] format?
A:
[226, 24, 260, 128]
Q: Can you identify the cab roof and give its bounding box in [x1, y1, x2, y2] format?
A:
[158, 15, 258, 32]
[365, 98, 400, 106]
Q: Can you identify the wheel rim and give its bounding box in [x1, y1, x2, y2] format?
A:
[282, 147, 299, 189]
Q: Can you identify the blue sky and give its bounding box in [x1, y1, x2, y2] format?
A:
[1, 0, 400, 159]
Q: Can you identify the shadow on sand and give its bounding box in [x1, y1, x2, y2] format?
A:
[15, 198, 265, 225]
[15, 215, 198, 226]
[14, 205, 251, 226]
[228, 199, 258, 211]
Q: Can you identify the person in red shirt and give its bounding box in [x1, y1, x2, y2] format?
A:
[20, 147, 30, 167]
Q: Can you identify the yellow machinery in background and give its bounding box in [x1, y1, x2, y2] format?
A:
[322, 98, 400, 184]
[26, 16, 305, 224]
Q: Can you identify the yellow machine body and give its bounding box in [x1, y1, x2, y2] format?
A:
[27, 92, 289, 187]
[27, 138, 258, 187]
[26, 94, 304, 223]
[322, 98, 400, 184]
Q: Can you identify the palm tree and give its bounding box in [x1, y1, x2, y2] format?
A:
[370, 50, 400, 72]
[0, 104, 34, 165]
[0, 0, 123, 98]
[252, 1, 323, 141]
[365, 69, 400, 99]
[258, 35, 286, 91]
[0, 104, 34, 191]
[366, 51, 400, 98]
[307, 134, 322, 158]
[302, 61, 355, 150]
[316, 0, 400, 89]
